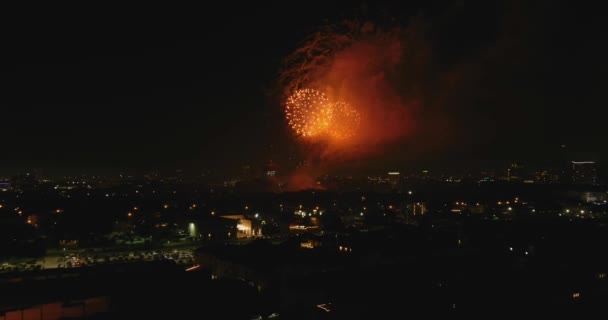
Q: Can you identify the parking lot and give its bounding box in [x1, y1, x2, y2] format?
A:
[0, 246, 196, 273]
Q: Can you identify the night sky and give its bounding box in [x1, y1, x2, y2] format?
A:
[1, 1, 606, 176]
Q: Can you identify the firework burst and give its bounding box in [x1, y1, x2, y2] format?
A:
[285, 88, 332, 138]
[285, 89, 361, 142]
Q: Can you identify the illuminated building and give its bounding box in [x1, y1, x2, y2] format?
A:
[221, 215, 261, 238]
[571, 161, 597, 185]
[300, 239, 320, 249]
[187, 217, 237, 241]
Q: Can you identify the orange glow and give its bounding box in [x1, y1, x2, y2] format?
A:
[280, 20, 425, 191]
[287, 169, 324, 191]
[280, 20, 415, 159]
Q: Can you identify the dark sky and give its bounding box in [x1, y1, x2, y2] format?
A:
[1, 1, 606, 176]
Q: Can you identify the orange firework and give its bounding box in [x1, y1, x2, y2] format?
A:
[285, 88, 332, 138]
[285, 88, 360, 142]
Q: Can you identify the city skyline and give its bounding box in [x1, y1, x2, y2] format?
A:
[0, 142, 604, 178]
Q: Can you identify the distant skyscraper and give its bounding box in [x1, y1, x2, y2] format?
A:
[571, 161, 597, 185]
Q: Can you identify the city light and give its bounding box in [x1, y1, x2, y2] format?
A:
[188, 223, 197, 237]
[301, 241, 314, 249]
